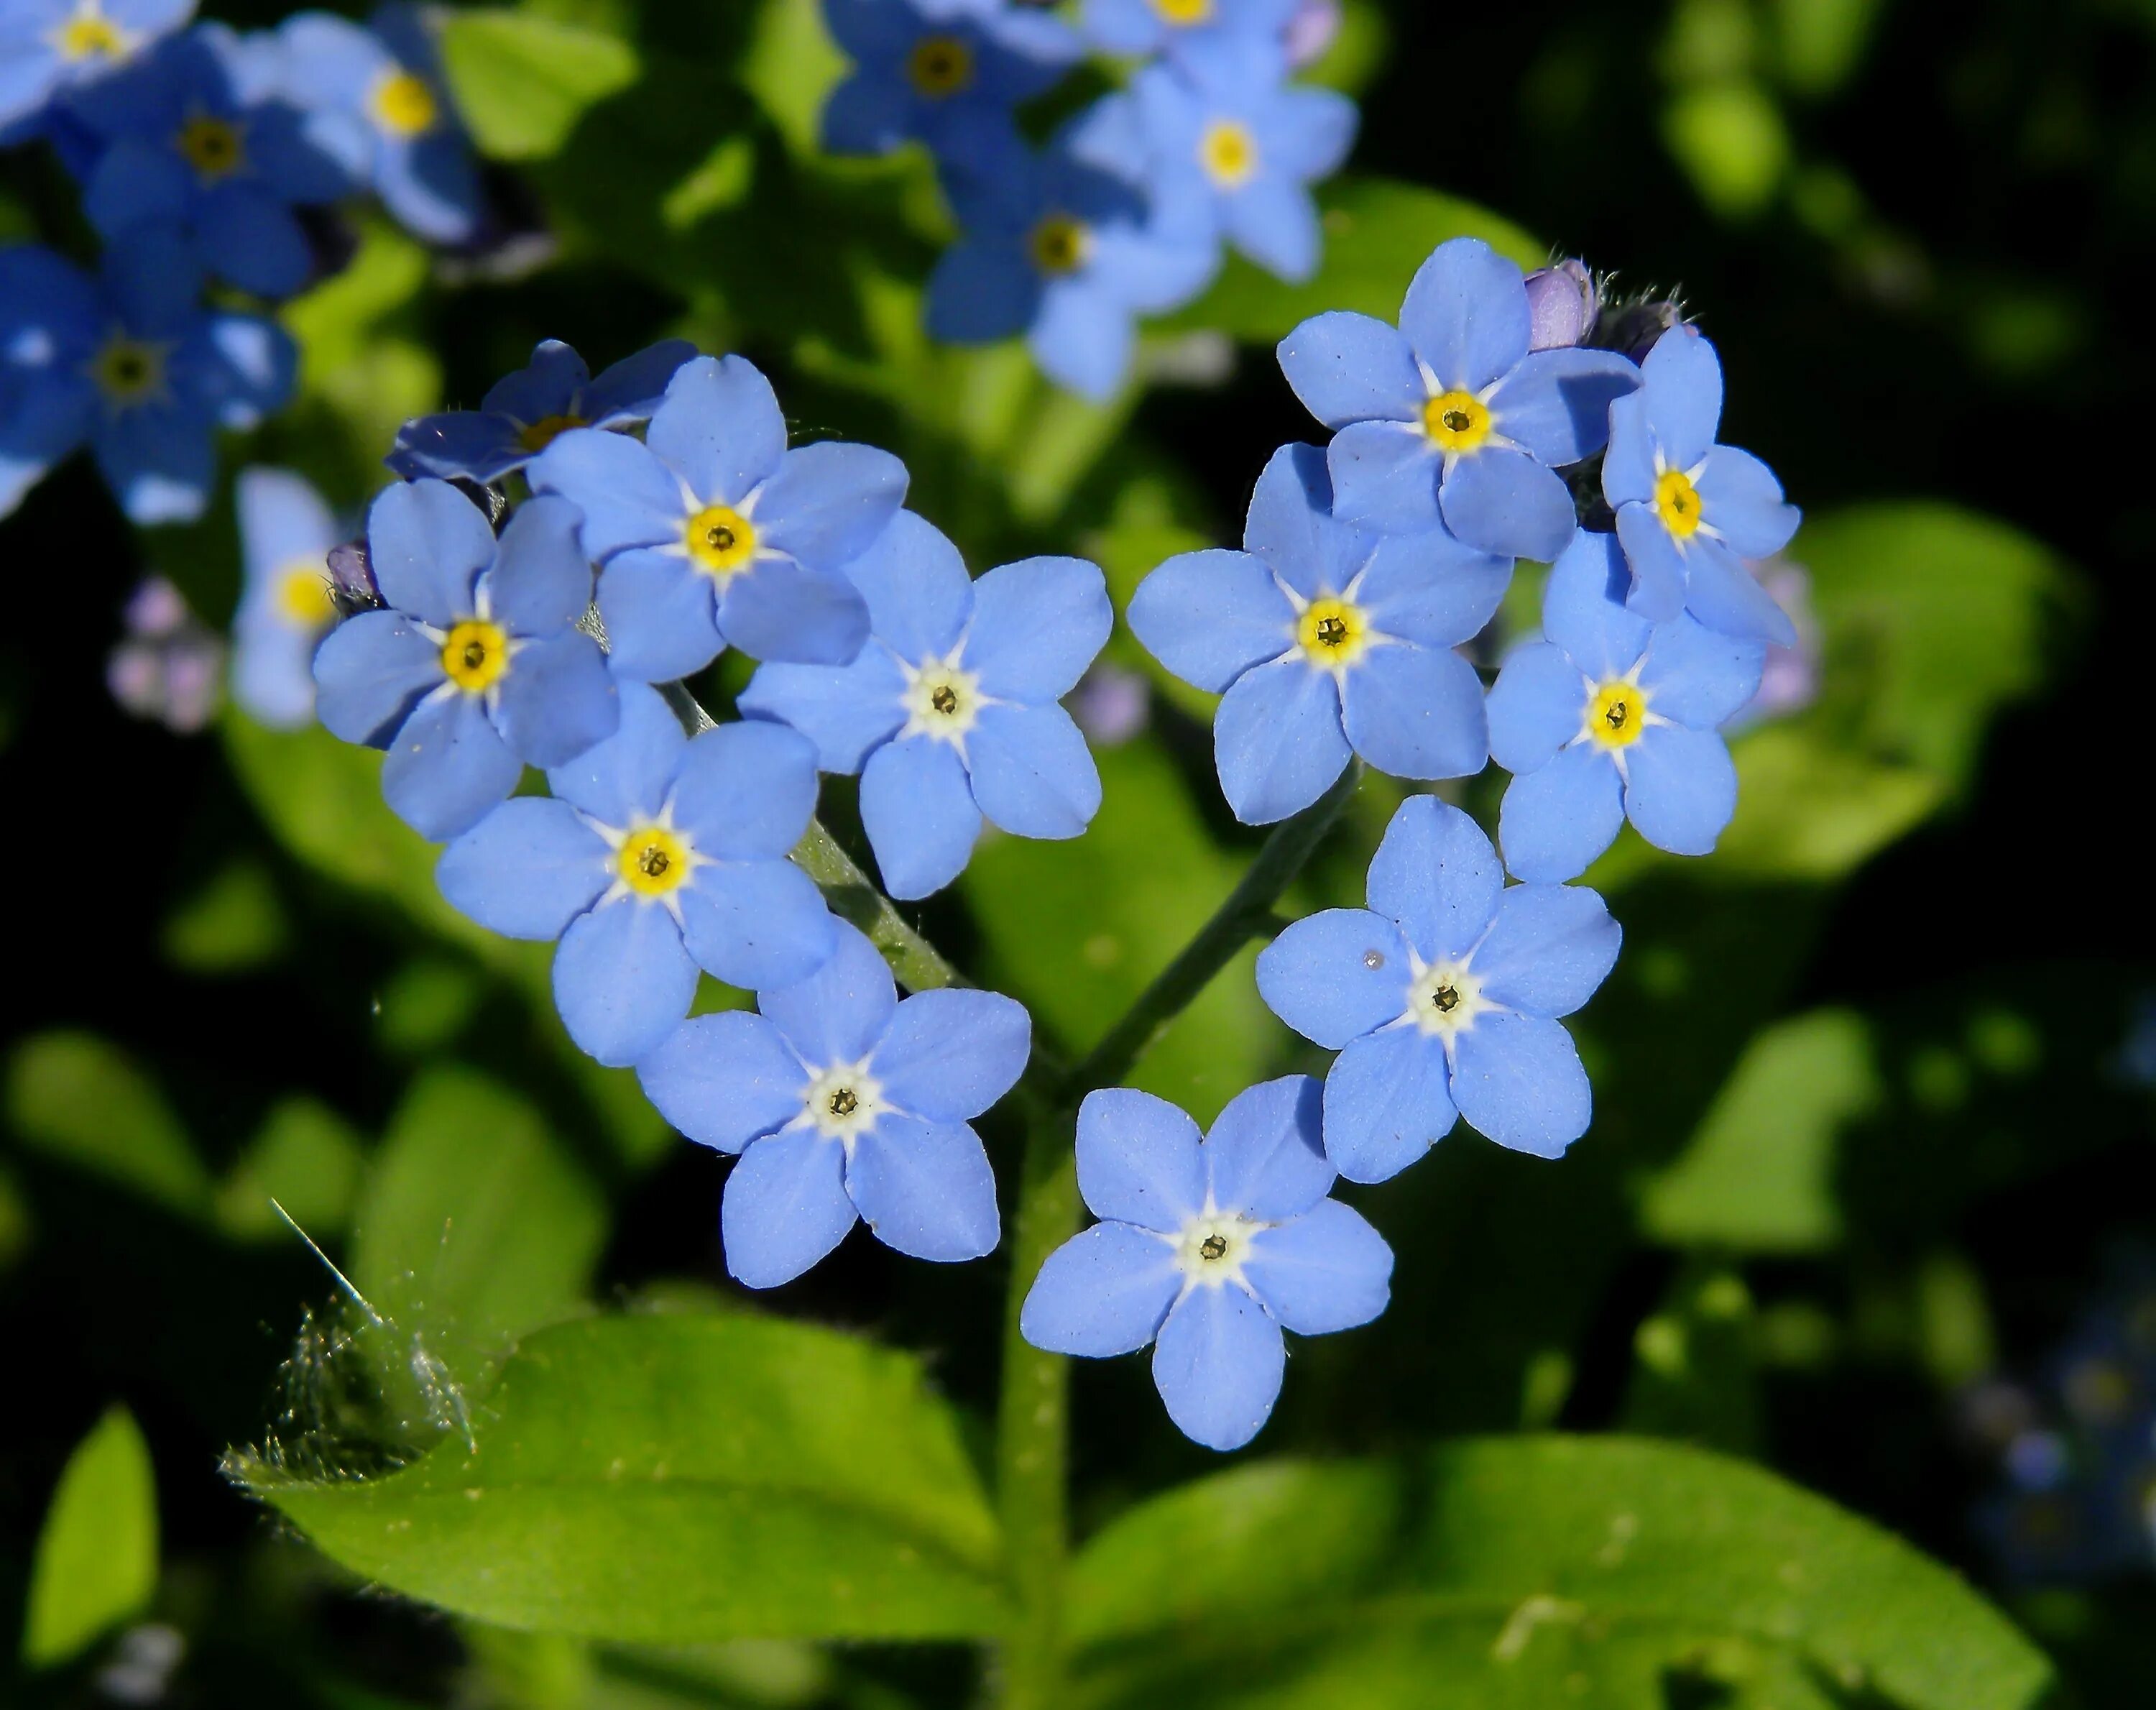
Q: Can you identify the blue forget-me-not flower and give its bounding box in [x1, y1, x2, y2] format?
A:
[0, 234, 292, 523]
[740, 510, 1112, 899]
[1021, 1077, 1393, 1451]
[436, 683, 839, 1067]
[65, 24, 351, 298]
[1079, 0, 1296, 62]
[231, 464, 340, 730]
[1488, 529, 1764, 881]
[637, 921, 1029, 1288]
[387, 337, 696, 485]
[1128, 441, 1508, 824]
[1278, 236, 1641, 561]
[529, 353, 906, 680]
[1257, 795, 1621, 1177]
[0, 0, 193, 130]
[272, 5, 479, 245]
[313, 478, 619, 840]
[1603, 324, 1802, 645]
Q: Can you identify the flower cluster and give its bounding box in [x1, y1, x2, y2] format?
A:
[0, 3, 483, 523]
[821, 0, 1357, 399]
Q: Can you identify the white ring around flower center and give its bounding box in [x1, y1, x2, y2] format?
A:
[803, 1060, 884, 1143]
[1405, 955, 1486, 1040]
[900, 653, 983, 746]
[1173, 1206, 1263, 1287]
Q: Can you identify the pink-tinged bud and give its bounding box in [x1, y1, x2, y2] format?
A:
[1524, 259, 1597, 350]
[328, 538, 381, 615]
[1284, 0, 1342, 68]
[109, 577, 224, 732]
[1070, 661, 1150, 747]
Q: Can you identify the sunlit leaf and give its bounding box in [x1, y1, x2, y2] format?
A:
[23, 1407, 158, 1668]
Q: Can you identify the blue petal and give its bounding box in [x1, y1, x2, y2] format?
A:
[669, 720, 821, 861]
[1152, 1284, 1285, 1452]
[195, 185, 313, 298]
[435, 797, 607, 939]
[553, 898, 700, 1067]
[581, 338, 698, 427]
[1203, 1074, 1332, 1221]
[1126, 549, 1292, 694]
[594, 548, 724, 682]
[1325, 420, 1442, 535]
[926, 238, 1041, 343]
[1472, 883, 1621, 1017]
[635, 1011, 806, 1154]
[491, 630, 618, 768]
[1030, 274, 1135, 402]
[1487, 641, 1585, 775]
[1213, 657, 1350, 825]
[1636, 616, 1766, 728]
[312, 609, 442, 745]
[677, 859, 839, 990]
[1488, 347, 1639, 466]
[757, 440, 910, 573]
[1255, 908, 1409, 1049]
[95, 402, 213, 525]
[379, 688, 522, 840]
[860, 735, 982, 900]
[1614, 503, 1689, 622]
[757, 920, 897, 1069]
[1496, 743, 1624, 884]
[1542, 528, 1651, 677]
[1623, 722, 1739, 857]
[966, 703, 1101, 840]
[231, 615, 319, 729]
[737, 652, 908, 775]
[1450, 1011, 1592, 1159]
[872, 990, 1031, 1121]
[196, 312, 295, 428]
[1339, 640, 1488, 781]
[376, 129, 481, 246]
[1352, 529, 1512, 650]
[1697, 444, 1800, 557]
[722, 1130, 856, 1289]
[479, 339, 585, 422]
[1020, 1223, 1181, 1356]
[1365, 795, 1501, 963]
[544, 680, 686, 826]
[1320, 1024, 1457, 1183]
[1242, 1199, 1393, 1334]
[964, 555, 1110, 702]
[367, 477, 494, 628]
[387, 410, 528, 484]
[846, 1115, 1000, 1262]
[1276, 310, 1423, 429]
[83, 137, 192, 235]
[1222, 174, 1320, 283]
[489, 494, 592, 635]
[1266, 83, 1358, 178]
[818, 65, 910, 155]
[715, 553, 871, 666]
[1398, 236, 1528, 392]
[1438, 447, 1577, 564]
[1600, 392, 1658, 509]
[644, 353, 787, 507]
[528, 426, 681, 558]
[1075, 1087, 1205, 1233]
[1682, 537, 1799, 648]
[1239, 442, 1342, 598]
[1639, 326, 1723, 471]
[842, 509, 974, 664]
[820, 0, 914, 60]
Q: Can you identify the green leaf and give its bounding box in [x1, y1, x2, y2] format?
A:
[161, 858, 290, 973]
[6, 1031, 212, 1217]
[1662, 82, 1791, 216]
[1067, 1438, 2053, 1710]
[216, 1095, 369, 1241]
[1710, 726, 1946, 882]
[240, 1314, 1005, 1644]
[438, 12, 640, 161]
[23, 1407, 159, 1668]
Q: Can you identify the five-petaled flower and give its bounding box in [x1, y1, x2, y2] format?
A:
[1021, 1077, 1393, 1451]
[231, 464, 341, 730]
[740, 510, 1112, 899]
[1129, 441, 1507, 824]
[529, 353, 907, 680]
[0, 0, 194, 132]
[313, 478, 618, 839]
[1488, 530, 1766, 881]
[637, 921, 1030, 1287]
[1256, 795, 1621, 1177]
[436, 684, 839, 1067]
[1278, 236, 1641, 562]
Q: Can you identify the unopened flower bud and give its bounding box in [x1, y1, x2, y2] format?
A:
[1524, 259, 1596, 350]
[1284, 0, 1343, 68]
[327, 538, 381, 616]
[1593, 295, 1687, 364]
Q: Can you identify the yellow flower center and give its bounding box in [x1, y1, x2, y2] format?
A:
[1654, 467, 1703, 539]
[1422, 390, 1493, 454]
[92, 336, 165, 406]
[684, 503, 757, 579]
[1029, 214, 1091, 277]
[176, 114, 244, 181]
[368, 70, 438, 138]
[1296, 596, 1370, 670]
[275, 563, 336, 628]
[440, 619, 510, 693]
[517, 412, 585, 454]
[617, 824, 693, 898]
[1151, 0, 1215, 22]
[906, 34, 974, 98]
[1197, 119, 1258, 189]
[1587, 680, 1646, 749]
[54, 7, 127, 60]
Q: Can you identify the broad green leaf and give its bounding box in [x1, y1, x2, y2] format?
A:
[161, 858, 289, 973]
[6, 1032, 212, 1217]
[1711, 726, 1945, 881]
[1769, 0, 1881, 94]
[241, 1314, 1005, 1643]
[1641, 1010, 1881, 1251]
[438, 12, 640, 161]
[1067, 1438, 2053, 1710]
[217, 1095, 368, 1241]
[23, 1407, 158, 1667]
[1662, 83, 1790, 216]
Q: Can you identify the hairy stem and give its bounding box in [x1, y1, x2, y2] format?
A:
[791, 819, 962, 993]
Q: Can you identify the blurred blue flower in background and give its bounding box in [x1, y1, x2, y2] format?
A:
[1022, 1077, 1392, 1451]
[436, 684, 838, 1066]
[387, 337, 696, 484]
[638, 921, 1029, 1287]
[1129, 441, 1507, 824]
[1258, 795, 1621, 1177]
[231, 464, 340, 730]
[1488, 528, 1764, 881]
[0, 0, 194, 130]
[1079, 0, 1296, 63]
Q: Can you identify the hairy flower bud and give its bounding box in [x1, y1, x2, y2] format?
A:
[326, 538, 382, 617]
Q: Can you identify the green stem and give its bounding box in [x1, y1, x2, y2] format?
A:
[790, 819, 961, 993]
